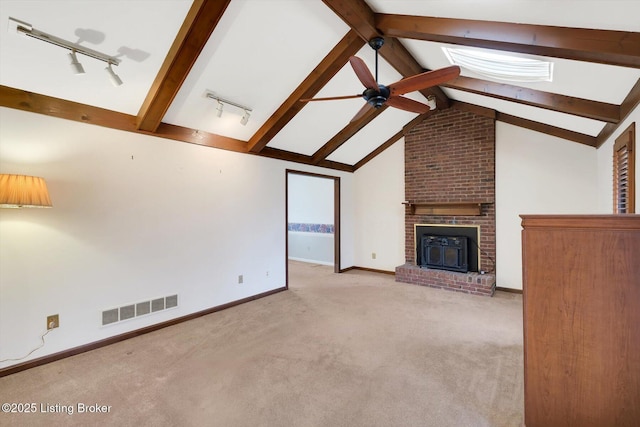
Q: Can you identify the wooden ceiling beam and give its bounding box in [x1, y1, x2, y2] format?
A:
[258, 147, 355, 172]
[376, 14, 640, 68]
[322, 0, 376, 44]
[247, 30, 365, 154]
[0, 85, 137, 131]
[153, 123, 247, 152]
[450, 100, 496, 119]
[353, 111, 432, 170]
[136, 0, 231, 132]
[443, 76, 620, 123]
[0, 85, 248, 153]
[310, 105, 387, 164]
[378, 37, 451, 108]
[402, 111, 434, 133]
[620, 78, 640, 118]
[322, 0, 450, 107]
[496, 112, 597, 147]
[353, 129, 403, 171]
[596, 78, 640, 146]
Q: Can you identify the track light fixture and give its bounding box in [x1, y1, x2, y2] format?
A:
[8, 17, 123, 85]
[69, 50, 85, 75]
[105, 62, 123, 87]
[426, 95, 437, 111]
[205, 91, 252, 125]
[240, 110, 250, 126]
[216, 100, 224, 118]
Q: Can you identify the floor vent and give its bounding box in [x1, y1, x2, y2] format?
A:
[102, 294, 178, 326]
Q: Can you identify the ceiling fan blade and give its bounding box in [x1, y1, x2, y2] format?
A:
[300, 94, 362, 102]
[349, 56, 378, 90]
[389, 66, 461, 96]
[386, 96, 432, 114]
[350, 102, 374, 123]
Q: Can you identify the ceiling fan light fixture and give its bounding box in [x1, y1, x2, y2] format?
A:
[69, 50, 85, 75]
[442, 47, 553, 82]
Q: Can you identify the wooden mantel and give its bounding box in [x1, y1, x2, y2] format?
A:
[407, 201, 488, 216]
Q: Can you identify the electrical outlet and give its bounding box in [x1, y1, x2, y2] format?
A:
[47, 314, 59, 329]
[238, 275, 243, 284]
[372, 252, 376, 259]
[266, 271, 269, 277]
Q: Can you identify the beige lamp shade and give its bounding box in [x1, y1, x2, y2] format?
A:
[0, 174, 53, 208]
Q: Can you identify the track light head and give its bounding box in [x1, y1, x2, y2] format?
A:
[105, 63, 123, 87]
[240, 109, 250, 126]
[426, 95, 437, 111]
[69, 50, 85, 75]
[216, 100, 223, 118]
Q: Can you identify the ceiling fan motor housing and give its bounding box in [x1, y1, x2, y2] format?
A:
[363, 85, 390, 108]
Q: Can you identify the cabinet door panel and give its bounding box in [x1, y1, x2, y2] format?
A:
[521, 216, 640, 427]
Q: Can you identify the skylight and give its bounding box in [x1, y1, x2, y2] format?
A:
[442, 47, 553, 83]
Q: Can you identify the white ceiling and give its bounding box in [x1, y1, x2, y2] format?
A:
[1, 0, 639, 168]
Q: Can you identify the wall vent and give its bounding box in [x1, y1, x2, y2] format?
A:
[166, 294, 178, 309]
[102, 308, 119, 325]
[120, 304, 135, 321]
[151, 298, 165, 312]
[136, 301, 150, 316]
[101, 294, 178, 326]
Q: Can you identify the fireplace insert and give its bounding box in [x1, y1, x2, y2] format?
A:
[421, 235, 469, 273]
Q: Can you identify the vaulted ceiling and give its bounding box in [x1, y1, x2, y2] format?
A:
[1, 0, 639, 172]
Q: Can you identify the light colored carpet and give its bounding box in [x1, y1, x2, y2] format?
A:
[0, 261, 524, 426]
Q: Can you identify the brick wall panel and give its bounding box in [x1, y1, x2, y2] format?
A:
[398, 107, 496, 296]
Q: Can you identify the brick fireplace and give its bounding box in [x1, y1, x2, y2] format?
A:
[395, 107, 496, 296]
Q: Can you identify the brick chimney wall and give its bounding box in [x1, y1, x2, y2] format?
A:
[397, 107, 496, 295]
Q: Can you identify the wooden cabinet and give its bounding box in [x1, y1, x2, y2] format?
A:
[521, 215, 640, 427]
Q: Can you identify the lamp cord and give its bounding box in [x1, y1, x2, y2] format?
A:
[0, 328, 52, 363]
[469, 237, 496, 274]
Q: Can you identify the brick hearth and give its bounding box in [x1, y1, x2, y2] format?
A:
[396, 106, 496, 296]
[396, 264, 496, 296]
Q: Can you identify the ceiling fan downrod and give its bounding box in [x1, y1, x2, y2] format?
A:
[368, 36, 384, 84]
[365, 37, 387, 108]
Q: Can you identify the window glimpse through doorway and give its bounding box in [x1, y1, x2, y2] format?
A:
[613, 123, 635, 213]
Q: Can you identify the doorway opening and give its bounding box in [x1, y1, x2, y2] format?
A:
[286, 170, 340, 287]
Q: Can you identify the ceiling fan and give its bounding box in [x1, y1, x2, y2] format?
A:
[302, 37, 460, 122]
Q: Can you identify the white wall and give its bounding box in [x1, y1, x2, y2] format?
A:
[349, 126, 603, 287]
[495, 123, 598, 289]
[597, 104, 640, 212]
[350, 114, 640, 288]
[353, 138, 405, 271]
[288, 232, 334, 265]
[0, 108, 355, 367]
[3, 103, 633, 367]
[288, 174, 334, 224]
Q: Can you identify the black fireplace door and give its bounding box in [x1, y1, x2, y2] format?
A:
[421, 235, 469, 273]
